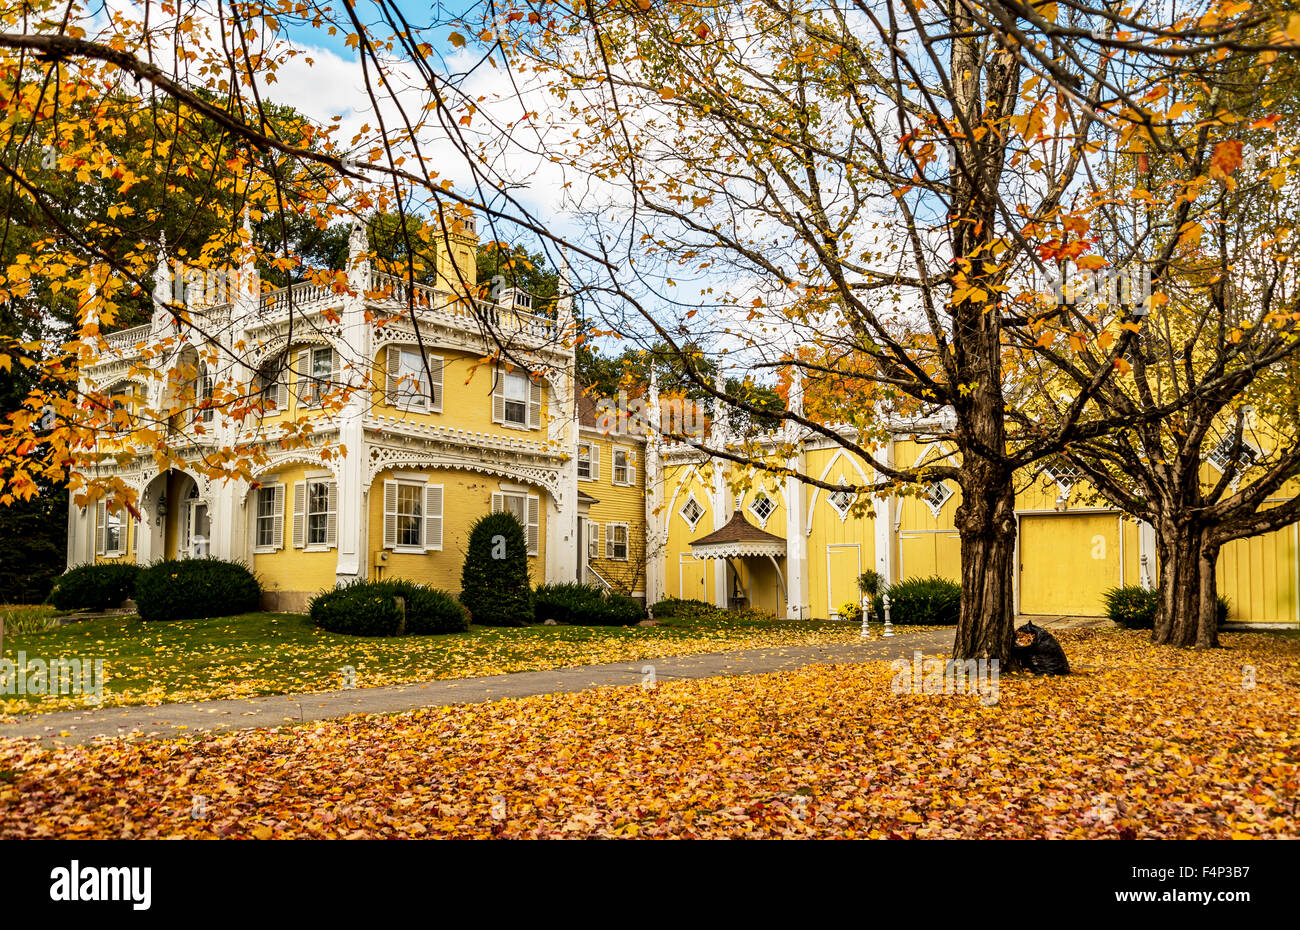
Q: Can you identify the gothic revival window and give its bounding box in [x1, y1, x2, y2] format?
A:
[923, 481, 954, 517]
[828, 482, 854, 518]
[680, 494, 704, 529]
[748, 491, 776, 525]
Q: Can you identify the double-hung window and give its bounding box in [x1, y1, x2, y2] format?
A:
[381, 478, 443, 552]
[306, 480, 332, 546]
[297, 347, 336, 407]
[492, 490, 540, 556]
[612, 446, 636, 486]
[386, 346, 443, 411]
[605, 522, 629, 561]
[577, 441, 596, 480]
[292, 478, 337, 549]
[254, 485, 285, 552]
[503, 370, 529, 427]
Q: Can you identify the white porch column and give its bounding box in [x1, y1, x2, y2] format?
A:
[784, 470, 808, 619]
[643, 370, 666, 604]
[874, 436, 896, 586]
[710, 383, 730, 608]
[1138, 519, 1157, 590]
[545, 254, 579, 584]
[335, 220, 371, 584]
[783, 367, 808, 619]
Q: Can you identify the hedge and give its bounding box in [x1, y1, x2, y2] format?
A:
[309, 579, 470, 636]
[870, 576, 962, 626]
[648, 597, 718, 621]
[536, 583, 646, 626]
[134, 558, 262, 622]
[48, 562, 141, 612]
[1103, 585, 1229, 629]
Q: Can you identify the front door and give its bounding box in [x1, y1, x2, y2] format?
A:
[826, 544, 861, 619]
[183, 500, 210, 558]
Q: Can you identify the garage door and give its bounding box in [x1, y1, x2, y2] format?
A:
[1019, 513, 1121, 616]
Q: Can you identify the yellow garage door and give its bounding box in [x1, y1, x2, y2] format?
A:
[826, 544, 861, 618]
[1019, 513, 1121, 616]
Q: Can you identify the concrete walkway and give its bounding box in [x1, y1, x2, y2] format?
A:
[0, 629, 953, 746]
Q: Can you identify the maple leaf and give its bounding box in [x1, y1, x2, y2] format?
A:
[1210, 140, 1244, 182]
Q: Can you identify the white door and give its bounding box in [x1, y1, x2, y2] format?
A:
[184, 501, 210, 558]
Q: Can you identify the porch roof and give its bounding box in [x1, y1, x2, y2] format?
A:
[690, 512, 786, 560]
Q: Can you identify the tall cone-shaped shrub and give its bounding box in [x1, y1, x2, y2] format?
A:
[460, 511, 534, 626]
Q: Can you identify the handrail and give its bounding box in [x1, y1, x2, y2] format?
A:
[586, 563, 615, 592]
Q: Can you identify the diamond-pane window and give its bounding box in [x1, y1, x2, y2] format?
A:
[922, 481, 953, 516]
[680, 495, 704, 529]
[748, 492, 776, 524]
[828, 483, 854, 518]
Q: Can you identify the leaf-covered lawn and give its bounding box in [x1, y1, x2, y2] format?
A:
[0, 611, 865, 715]
[1, 629, 1295, 838]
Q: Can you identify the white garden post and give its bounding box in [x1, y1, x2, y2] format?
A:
[882, 593, 893, 638]
[860, 594, 871, 639]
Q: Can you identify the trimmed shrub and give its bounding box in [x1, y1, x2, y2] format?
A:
[309, 580, 471, 636]
[310, 581, 404, 636]
[1103, 585, 1229, 629]
[460, 511, 534, 626]
[49, 562, 141, 612]
[134, 558, 261, 622]
[535, 583, 646, 626]
[648, 597, 718, 620]
[1103, 585, 1156, 628]
[840, 601, 863, 624]
[871, 576, 961, 626]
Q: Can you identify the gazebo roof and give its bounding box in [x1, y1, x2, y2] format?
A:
[690, 512, 786, 559]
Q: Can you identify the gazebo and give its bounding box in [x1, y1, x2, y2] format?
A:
[689, 511, 787, 610]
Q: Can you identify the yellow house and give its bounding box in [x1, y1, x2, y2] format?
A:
[70, 217, 649, 612]
[653, 402, 1300, 627]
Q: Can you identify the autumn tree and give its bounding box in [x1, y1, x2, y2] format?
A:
[494, 0, 1300, 662]
[1021, 36, 1300, 647]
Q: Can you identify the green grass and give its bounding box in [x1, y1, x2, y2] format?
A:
[0, 610, 864, 716]
[0, 605, 59, 635]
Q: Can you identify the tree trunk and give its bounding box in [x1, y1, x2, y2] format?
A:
[1152, 518, 1207, 647]
[952, 458, 1018, 664]
[1196, 540, 1222, 648]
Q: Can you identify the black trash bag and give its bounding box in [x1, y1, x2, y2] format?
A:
[1011, 621, 1070, 675]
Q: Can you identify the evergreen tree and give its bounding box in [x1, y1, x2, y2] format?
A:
[460, 511, 534, 626]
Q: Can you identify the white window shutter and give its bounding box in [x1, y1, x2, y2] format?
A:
[95, 502, 107, 556]
[295, 350, 311, 406]
[590, 523, 601, 559]
[385, 346, 400, 404]
[528, 377, 543, 429]
[527, 495, 540, 556]
[274, 369, 287, 410]
[491, 491, 504, 514]
[292, 481, 306, 548]
[491, 368, 505, 424]
[425, 484, 443, 550]
[272, 485, 285, 550]
[428, 356, 443, 409]
[325, 481, 338, 548]
[606, 523, 614, 559]
[591, 444, 600, 480]
[330, 349, 340, 399]
[383, 480, 398, 548]
[627, 450, 637, 486]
